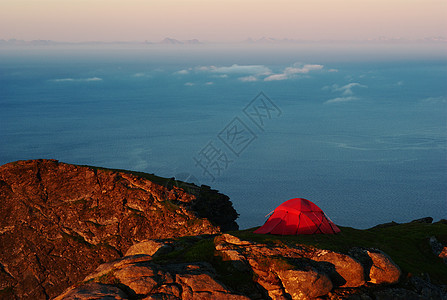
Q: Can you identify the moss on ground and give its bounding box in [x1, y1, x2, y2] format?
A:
[183, 239, 216, 262]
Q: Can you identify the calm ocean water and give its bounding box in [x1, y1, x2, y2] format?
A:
[1, 43, 446, 229]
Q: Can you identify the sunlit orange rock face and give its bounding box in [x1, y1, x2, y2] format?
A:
[0, 159, 238, 299]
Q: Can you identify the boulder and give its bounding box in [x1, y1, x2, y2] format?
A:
[439, 247, 447, 260]
[410, 217, 433, 224]
[84, 254, 153, 281]
[54, 283, 128, 300]
[313, 249, 365, 287]
[429, 236, 447, 264]
[367, 250, 401, 284]
[113, 265, 159, 295]
[125, 240, 173, 257]
[219, 234, 252, 246]
[277, 268, 333, 299]
[349, 247, 401, 284]
[56, 256, 249, 299]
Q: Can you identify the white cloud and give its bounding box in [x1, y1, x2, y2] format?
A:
[325, 96, 358, 104]
[213, 74, 228, 78]
[264, 74, 288, 81]
[184, 82, 194, 86]
[286, 64, 324, 74]
[329, 82, 367, 95]
[51, 78, 75, 82]
[195, 66, 212, 71]
[323, 82, 366, 104]
[190, 62, 324, 82]
[328, 69, 338, 72]
[50, 77, 102, 82]
[264, 63, 324, 81]
[238, 75, 258, 82]
[198, 64, 271, 75]
[174, 69, 189, 75]
[205, 81, 214, 85]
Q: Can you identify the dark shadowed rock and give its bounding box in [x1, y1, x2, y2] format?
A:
[410, 217, 433, 224]
[189, 185, 239, 231]
[0, 159, 238, 299]
[370, 221, 400, 229]
[373, 287, 424, 300]
[429, 236, 447, 265]
[409, 275, 447, 300]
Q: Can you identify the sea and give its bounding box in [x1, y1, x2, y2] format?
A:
[1, 42, 446, 229]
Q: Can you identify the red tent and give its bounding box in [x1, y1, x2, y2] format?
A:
[254, 198, 340, 235]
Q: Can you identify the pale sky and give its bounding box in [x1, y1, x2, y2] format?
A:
[1, 0, 446, 42]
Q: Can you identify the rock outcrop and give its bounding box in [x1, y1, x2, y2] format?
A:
[56, 255, 249, 300]
[1, 160, 446, 300]
[0, 159, 238, 299]
[349, 247, 401, 285]
[55, 234, 410, 299]
[430, 236, 447, 265]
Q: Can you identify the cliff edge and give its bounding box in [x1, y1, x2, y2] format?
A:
[0, 159, 238, 299]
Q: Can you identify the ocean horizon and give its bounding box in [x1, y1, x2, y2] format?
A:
[1, 42, 446, 229]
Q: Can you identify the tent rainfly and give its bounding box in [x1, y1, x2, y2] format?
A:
[254, 198, 340, 235]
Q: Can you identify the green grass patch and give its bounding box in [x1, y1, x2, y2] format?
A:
[183, 239, 215, 262]
[153, 236, 211, 263]
[231, 221, 447, 284]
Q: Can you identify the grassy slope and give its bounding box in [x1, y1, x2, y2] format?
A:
[232, 221, 447, 284]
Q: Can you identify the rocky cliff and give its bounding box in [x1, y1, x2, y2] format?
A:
[1, 160, 446, 300]
[0, 159, 238, 299]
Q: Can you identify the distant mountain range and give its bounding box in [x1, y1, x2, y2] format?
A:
[159, 37, 202, 44]
[1, 36, 446, 46]
[0, 38, 203, 46]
